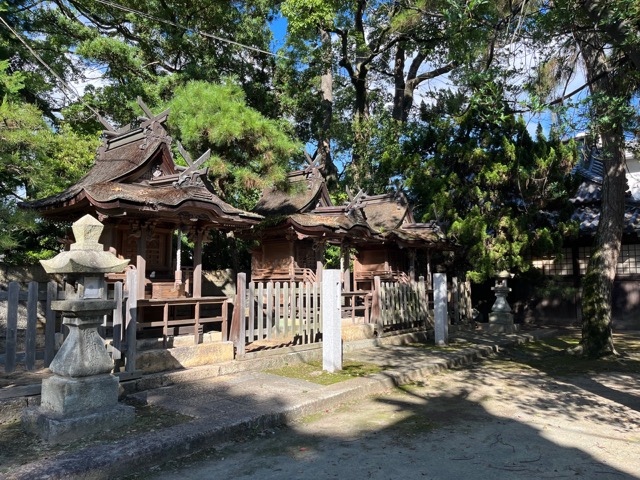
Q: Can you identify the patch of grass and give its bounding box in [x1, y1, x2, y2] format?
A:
[0, 403, 193, 475]
[397, 381, 428, 393]
[266, 361, 383, 385]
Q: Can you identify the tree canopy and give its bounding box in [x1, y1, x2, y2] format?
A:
[3, 0, 640, 356]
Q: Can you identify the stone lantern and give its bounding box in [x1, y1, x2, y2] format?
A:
[23, 214, 135, 443]
[487, 270, 518, 334]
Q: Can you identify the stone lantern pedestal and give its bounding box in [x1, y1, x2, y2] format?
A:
[22, 215, 135, 443]
[487, 271, 518, 334]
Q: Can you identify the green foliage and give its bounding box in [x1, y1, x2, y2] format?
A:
[0, 64, 99, 263]
[281, 0, 339, 36]
[398, 85, 577, 282]
[323, 245, 341, 269]
[166, 81, 301, 209]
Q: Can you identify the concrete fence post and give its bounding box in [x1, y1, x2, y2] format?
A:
[434, 273, 448, 345]
[322, 270, 342, 372]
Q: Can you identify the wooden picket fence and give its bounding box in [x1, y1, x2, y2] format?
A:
[0, 271, 138, 375]
[3, 270, 472, 377]
[230, 273, 323, 355]
[371, 276, 431, 333]
[0, 281, 58, 374]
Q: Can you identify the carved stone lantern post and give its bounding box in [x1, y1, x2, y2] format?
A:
[487, 270, 518, 334]
[23, 214, 135, 443]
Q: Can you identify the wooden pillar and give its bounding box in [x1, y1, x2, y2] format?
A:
[426, 250, 432, 290]
[101, 221, 116, 252]
[175, 227, 183, 287]
[384, 250, 390, 274]
[409, 248, 416, 282]
[136, 226, 147, 299]
[193, 229, 204, 298]
[572, 245, 582, 323]
[288, 236, 295, 280]
[340, 242, 351, 292]
[315, 239, 325, 283]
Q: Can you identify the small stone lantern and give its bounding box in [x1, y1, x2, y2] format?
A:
[487, 270, 518, 334]
[22, 214, 135, 443]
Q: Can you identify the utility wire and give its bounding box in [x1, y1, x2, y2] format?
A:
[91, 0, 290, 60]
[0, 13, 104, 120]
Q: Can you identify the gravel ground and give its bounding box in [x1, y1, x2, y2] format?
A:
[127, 357, 640, 480]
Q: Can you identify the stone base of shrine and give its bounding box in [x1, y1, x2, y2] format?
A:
[341, 322, 376, 342]
[485, 312, 519, 334]
[22, 374, 134, 444]
[136, 341, 234, 374]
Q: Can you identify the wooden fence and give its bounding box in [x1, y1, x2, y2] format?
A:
[3, 271, 473, 376]
[1, 271, 138, 375]
[230, 273, 323, 355]
[108, 269, 138, 376]
[0, 281, 57, 373]
[453, 278, 473, 325]
[371, 276, 430, 334]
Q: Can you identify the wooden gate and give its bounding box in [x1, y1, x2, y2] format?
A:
[371, 276, 430, 334]
[230, 273, 322, 355]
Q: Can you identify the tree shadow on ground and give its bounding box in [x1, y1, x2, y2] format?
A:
[486, 331, 640, 421]
[118, 380, 639, 480]
[5, 330, 640, 479]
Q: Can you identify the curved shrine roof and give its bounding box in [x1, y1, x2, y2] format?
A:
[21, 110, 260, 227]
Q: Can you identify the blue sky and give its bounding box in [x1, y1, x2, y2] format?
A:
[270, 14, 288, 52]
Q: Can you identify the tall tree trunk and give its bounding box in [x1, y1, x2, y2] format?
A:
[578, 129, 626, 357]
[318, 28, 338, 188]
[391, 46, 406, 121]
[573, 32, 628, 357]
[579, 0, 640, 70]
[349, 0, 371, 187]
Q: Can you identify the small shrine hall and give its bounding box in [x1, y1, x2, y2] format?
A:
[22, 100, 261, 338]
[247, 157, 448, 292]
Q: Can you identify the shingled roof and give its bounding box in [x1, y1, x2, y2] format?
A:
[250, 166, 449, 249]
[21, 102, 261, 227]
[382, 222, 448, 246]
[572, 205, 640, 236]
[253, 157, 332, 216]
[356, 192, 414, 232]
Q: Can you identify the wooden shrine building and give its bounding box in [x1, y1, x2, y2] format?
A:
[250, 157, 373, 284]
[247, 159, 448, 292]
[352, 192, 448, 290]
[22, 100, 261, 339]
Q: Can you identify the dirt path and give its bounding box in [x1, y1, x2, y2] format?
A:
[126, 360, 640, 480]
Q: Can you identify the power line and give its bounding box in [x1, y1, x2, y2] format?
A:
[0, 14, 104, 120]
[91, 0, 290, 60]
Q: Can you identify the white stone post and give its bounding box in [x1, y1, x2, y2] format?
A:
[322, 269, 342, 372]
[434, 273, 448, 345]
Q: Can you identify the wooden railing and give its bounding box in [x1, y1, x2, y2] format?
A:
[252, 267, 317, 283]
[293, 268, 317, 283]
[230, 274, 322, 355]
[136, 296, 229, 347]
[0, 281, 56, 373]
[0, 275, 139, 377]
[341, 291, 371, 323]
